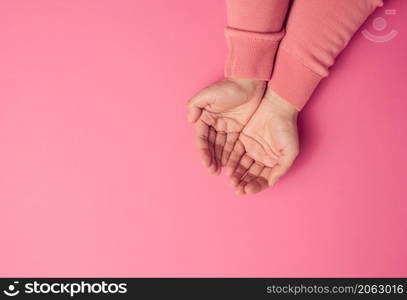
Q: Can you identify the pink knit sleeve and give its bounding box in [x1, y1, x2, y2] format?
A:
[224, 0, 290, 80]
[269, 0, 383, 110]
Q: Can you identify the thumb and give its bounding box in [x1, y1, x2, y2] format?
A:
[187, 90, 213, 123]
[187, 104, 202, 123]
[267, 165, 288, 187]
[268, 151, 298, 187]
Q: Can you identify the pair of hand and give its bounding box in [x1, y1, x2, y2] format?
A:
[188, 78, 299, 195]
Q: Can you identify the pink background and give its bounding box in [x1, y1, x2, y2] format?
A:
[0, 0, 406, 277]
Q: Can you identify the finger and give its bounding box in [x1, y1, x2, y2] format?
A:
[208, 127, 218, 174]
[230, 154, 254, 188]
[194, 120, 211, 168]
[268, 151, 298, 186]
[214, 131, 226, 175]
[221, 132, 238, 167]
[244, 167, 272, 195]
[236, 162, 264, 195]
[225, 139, 245, 177]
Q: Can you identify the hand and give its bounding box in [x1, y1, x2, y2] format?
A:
[225, 89, 299, 194]
[188, 78, 266, 174]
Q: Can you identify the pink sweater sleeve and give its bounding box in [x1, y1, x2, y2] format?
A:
[269, 0, 383, 110]
[224, 0, 290, 80]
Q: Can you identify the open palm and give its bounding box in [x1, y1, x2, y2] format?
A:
[226, 89, 299, 194]
[188, 78, 266, 174]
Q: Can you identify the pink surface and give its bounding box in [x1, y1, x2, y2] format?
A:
[0, 0, 406, 277]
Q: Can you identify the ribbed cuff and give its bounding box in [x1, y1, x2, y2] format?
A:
[224, 27, 285, 81]
[268, 47, 323, 111]
[370, 0, 384, 7]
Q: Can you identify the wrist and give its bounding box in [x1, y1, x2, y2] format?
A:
[225, 77, 267, 94]
[263, 88, 298, 119]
